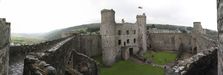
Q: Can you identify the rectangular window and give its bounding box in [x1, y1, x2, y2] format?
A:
[134, 38, 136, 43]
[126, 30, 129, 35]
[127, 39, 129, 44]
[118, 30, 121, 35]
[134, 30, 136, 34]
[118, 40, 121, 45]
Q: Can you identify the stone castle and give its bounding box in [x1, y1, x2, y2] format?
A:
[0, 8, 219, 75]
[100, 9, 216, 66]
[100, 9, 147, 66]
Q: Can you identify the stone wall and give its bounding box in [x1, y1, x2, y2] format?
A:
[40, 36, 98, 75]
[14, 35, 99, 75]
[23, 55, 57, 75]
[9, 37, 68, 64]
[217, 0, 223, 75]
[196, 35, 217, 53]
[74, 34, 102, 57]
[147, 32, 216, 54]
[148, 33, 192, 51]
[9, 37, 69, 75]
[0, 18, 10, 75]
[165, 47, 217, 75]
[9, 34, 102, 73]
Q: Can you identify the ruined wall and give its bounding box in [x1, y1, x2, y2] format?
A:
[165, 48, 217, 75]
[9, 34, 101, 74]
[0, 18, 10, 75]
[41, 36, 98, 75]
[195, 35, 217, 53]
[10, 37, 68, 64]
[148, 33, 192, 51]
[23, 55, 57, 75]
[9, 37, 69, 75]
[74, 34, 102, 57]
[217, 0, 223, 75]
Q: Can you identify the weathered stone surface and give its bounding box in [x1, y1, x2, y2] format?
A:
[137, 13, 147, 54]
[9, 36, 70, 75]
[148, 33, 191, 51]
[218, 0, 223, 75]
[0, 18, 10, 75]
[74, 34, 102, 57]
[23, 55, 57, 75]
[147, 23, 216, 54]
[33, 36, 98, 75]
[165, 47, 217, 75]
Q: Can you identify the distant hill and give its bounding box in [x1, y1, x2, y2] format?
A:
[43, 23, 218, 40]
[11, 33, 46, 45]
[43, 23, 100, 40]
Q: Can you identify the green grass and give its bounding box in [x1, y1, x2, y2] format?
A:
[11, 36, 44, 45]
[100, 60, 164, 75]
[92, 55, 103, 66]
[92, 56, 164, 75]
[144, 51, 177, 65]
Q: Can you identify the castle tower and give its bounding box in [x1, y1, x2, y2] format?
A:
[136, 13, 147, 55]
[0, 18, 10, 75]
[193, 22, 203, 34]
[191, 22, 203, 54]
[100, 9, 117, 66]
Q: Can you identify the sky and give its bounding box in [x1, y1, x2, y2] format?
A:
[0, 0, 217, 33]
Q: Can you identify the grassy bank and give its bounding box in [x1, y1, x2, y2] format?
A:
[144, 51, 177, 65]
[93, 55, 165, 75]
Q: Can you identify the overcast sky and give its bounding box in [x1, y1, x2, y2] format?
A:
[0, 0, 217, 33]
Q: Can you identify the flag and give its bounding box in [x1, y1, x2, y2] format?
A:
[138, 6, 143, 9]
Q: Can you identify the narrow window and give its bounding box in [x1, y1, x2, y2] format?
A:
[126, 30, 129, 35]
[134, 30, 136, 34]
[118, 40, 121, 45]
[127, 39, 130, 44]
[118, 30, 121, 35]
[134, 38, 136, 43]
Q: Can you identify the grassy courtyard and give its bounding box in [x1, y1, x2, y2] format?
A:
[99, 60, 164, 75]
[92, 51, 176, 75]
[144, 51, 177, 65]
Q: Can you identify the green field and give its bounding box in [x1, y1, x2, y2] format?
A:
[144, 51, 177, 65]
[93, 56, 164, 75]
[92, 51, 176, 75]
[100, 60, 164, 75]
[11, 36, 44, 45]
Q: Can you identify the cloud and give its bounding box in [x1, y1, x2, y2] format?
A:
[0, 0, 217, 33]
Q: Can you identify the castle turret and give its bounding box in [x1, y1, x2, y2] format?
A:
[136, 13, 147, 55]
[100, 9, 117, 66]
[191, 22, 203, 54]
[100, 9, 116, 35]
[193, 22, 204, 34]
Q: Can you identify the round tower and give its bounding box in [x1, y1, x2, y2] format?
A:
[100, 9, 116, 35]
[193, 22, 203, 34]
[136, 13, 147, 55]
[191, 22, 203, 54]
[100, 9, 117, 66]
